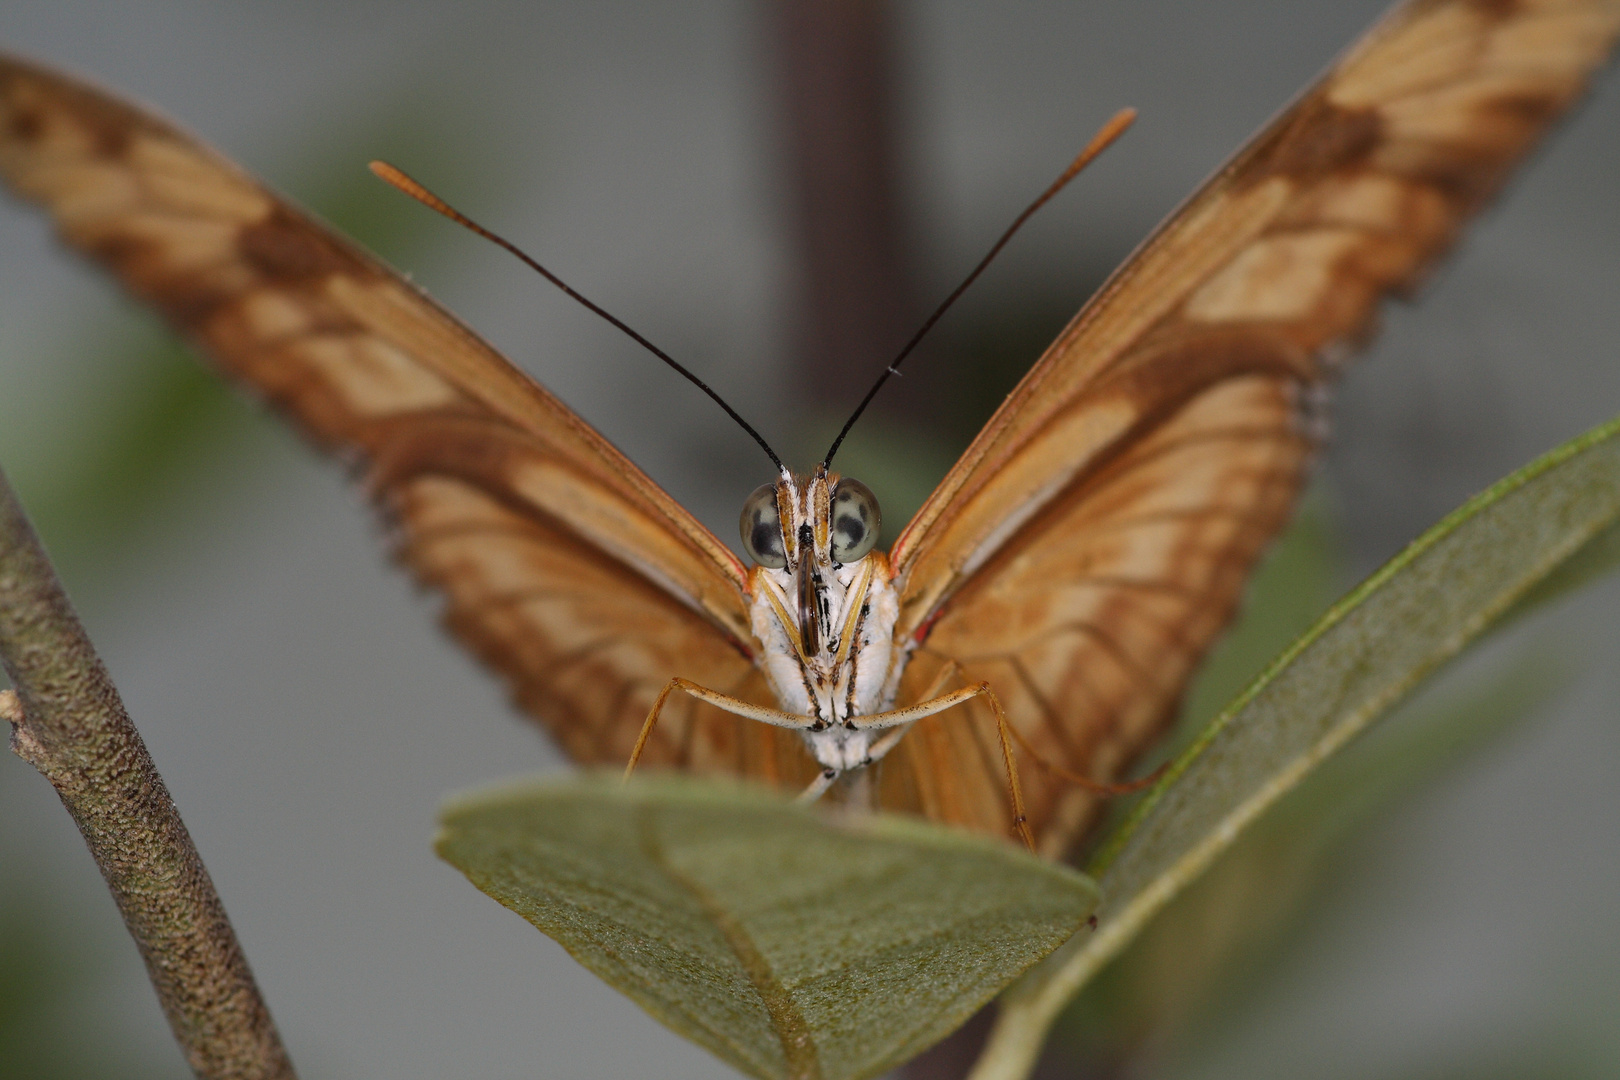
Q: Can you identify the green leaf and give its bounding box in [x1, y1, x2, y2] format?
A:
[1053, 652, 1565, 1068]
[971, 412, 1620, 1080]
[436, 774, 1099, 1080]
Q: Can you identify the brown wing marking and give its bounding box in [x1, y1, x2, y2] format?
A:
[880, 377, 1308, 854]
[881, 0, 1619, 855]
[396, 475, 809, 774]
[0, 54, 776, 776]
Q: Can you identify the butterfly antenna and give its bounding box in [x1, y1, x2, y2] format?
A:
[821, 107, 1135, 467]
[371, 161, 785, 474]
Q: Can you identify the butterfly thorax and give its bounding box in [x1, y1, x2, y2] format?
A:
[743, 469, 904, 772]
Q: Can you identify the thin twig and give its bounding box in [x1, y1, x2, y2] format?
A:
[0, 466, 296, 1080]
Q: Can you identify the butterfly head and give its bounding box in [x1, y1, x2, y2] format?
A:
[739, 466, 882, 657]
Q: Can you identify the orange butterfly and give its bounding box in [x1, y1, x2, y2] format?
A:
[1, 0, 1615, 861]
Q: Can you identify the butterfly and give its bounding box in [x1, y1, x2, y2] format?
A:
[1, 0, 1616, 862]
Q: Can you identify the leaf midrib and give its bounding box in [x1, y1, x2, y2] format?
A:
[637, 807, 823, 1080]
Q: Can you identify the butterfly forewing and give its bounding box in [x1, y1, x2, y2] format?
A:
[0, 53, 777, 773]
[885, 0, 1620, 855]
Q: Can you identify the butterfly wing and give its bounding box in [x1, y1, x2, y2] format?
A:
[0, 53, 807, 776]
[881, 0, 1620, 856]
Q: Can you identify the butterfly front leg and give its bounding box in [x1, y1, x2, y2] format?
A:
[795, 666, 985, 803]
[623, 676, 824, 781]
[844, 681, 1034, 850]
[624, 672, 1036, 850]
[792, 719, 919, 803]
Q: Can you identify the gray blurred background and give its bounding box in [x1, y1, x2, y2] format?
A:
[0, 2, 1617, 1078]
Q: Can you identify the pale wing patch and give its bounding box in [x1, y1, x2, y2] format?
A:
[298, 333, 457, 415]
[234, 289, 314, 342]
[129, 133, 269, 222]
[1381, 71, 1583, 147]
[889, 175, 1294, 584]
[506, 455, 733, 630]
[936, 378, 1299, 659]
[1186, 229, 1364, 323]
[1275, 173, 1450, 242]
[390, 473, 494, 532]
[1329, 3, 1489, 107]
[6, 159, 139, 222]
[508, 456, 685, 573]
[110, 210, 241, 267]
[323, 275, 539, 417]
[1486, 9, 1620, 72]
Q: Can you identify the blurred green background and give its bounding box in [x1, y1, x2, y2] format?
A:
[1, 2, 1618, 1078]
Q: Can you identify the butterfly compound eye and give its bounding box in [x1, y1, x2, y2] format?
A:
[739, 483, 788, 568]
[830, 478, 881, 563]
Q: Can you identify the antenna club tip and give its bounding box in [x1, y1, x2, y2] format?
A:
[370, 162, 449, 219]
[370, 160, 416, 194]
[1104, 107, 1138, 138]
[1063, 108, 1138, 173]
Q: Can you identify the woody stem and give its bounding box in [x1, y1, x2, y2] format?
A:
[0, 466, 296, 1080]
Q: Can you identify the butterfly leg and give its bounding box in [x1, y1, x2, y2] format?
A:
[793, 751, 887, 805]
[843, 654, 969, 774]
[797, 679, 987, 797]
[796, 767, 841, 803]
[859, 721, 916, 769]
[847, 682, 1033, 850]
[824, 656, 953, 784]
[624, 677, 819, 781]
[917, 657, 1167, 797]
[999, 716, 1170, 796]
[912, 654, 1168, 797]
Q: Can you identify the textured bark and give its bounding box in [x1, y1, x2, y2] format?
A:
[0, 468, 295, 1080]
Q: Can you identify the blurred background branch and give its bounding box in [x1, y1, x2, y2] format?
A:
[766, 0, 920, 416]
